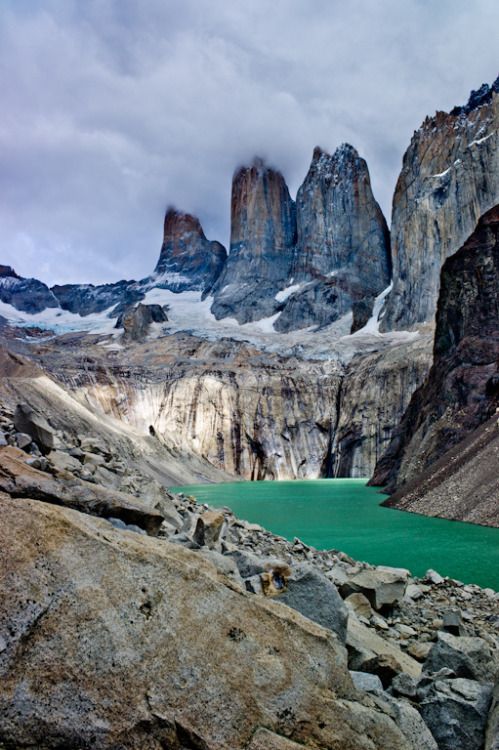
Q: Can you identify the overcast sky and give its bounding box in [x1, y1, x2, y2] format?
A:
[1, 0, 498, 285]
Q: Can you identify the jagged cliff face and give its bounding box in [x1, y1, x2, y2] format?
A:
[275, 145, 391, 334]
[382, 77, 499, 331]
[154, 208, 227, 294]
[211, 158, 296, 323]
[372, 205, 499, 504]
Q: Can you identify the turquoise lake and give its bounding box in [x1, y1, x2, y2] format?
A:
[172, 479, 499, 590]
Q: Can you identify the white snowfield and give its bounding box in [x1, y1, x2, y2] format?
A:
[0, 282, 419, 363]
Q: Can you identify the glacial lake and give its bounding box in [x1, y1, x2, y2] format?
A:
[172, 479, 499, 590]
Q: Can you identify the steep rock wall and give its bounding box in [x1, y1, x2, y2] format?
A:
[211, 158, 296, 323]
[330, 335, 432, 477]
[382, 77, 499, 331]
[73, 357, 342, 481]
[372, 205, 499, 505]
[275, 145, 390, 334]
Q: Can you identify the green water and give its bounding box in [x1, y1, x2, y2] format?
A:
[172, 479, 499, 590]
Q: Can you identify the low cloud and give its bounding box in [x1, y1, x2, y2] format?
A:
[1, 0, 497, 284]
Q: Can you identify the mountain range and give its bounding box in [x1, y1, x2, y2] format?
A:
[0, 75, 497, 517]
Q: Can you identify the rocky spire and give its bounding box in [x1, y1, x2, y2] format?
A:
[274, 144, 391, 333]
[381, 77, 499, 331]
[293, 143, 390, 285]
[154, 208, 227, 295]
[210, 158, 296, 324]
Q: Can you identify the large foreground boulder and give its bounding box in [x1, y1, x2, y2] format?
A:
[0, 495, 423, 750]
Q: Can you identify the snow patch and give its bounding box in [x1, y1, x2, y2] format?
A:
[275, 284, 301, 302]
[469, 132, 494, 147]
[0, 300, 118, 336]
[432, 168, 450, 178]
[351, 283, 393, 336]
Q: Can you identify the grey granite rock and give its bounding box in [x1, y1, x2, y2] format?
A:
[382, 76, 499, 330]
[277, 563, 349, 643]
[418, 677, 493, 750]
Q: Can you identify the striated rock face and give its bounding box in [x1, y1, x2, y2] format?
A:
[0, 266, 60, 314]
[382, 76, 499, 330]
[72, 339, 342, 481]
[275, 144, 390, 333]
[329, 335, 432, 477]
[0, 494, 419, 750]
[211, 158, 296, 323]
[154, 207, 227, 294]
[372, 205, 499, 523]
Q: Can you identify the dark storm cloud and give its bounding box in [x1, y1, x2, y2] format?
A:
[1, 0, 498, 284]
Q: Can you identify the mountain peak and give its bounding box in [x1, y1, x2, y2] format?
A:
[450, 74, 499, 116]
[0, 265, 20, 279]
[163, 207, 206, 243]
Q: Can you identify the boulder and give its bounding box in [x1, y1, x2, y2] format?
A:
[14, 432, 32, 449]
[346, 618, 422, 679]
[13, 404, 54, 453]
[226, 549, 287, 579]
[418, 678, 493, 750]
[408, 642, 433, 662]
[391, 673, 418, 699]
[486, 680, 499, 750]
[362, 654, 405, 689]
[340, 566, 409, 610]
[276, 563, 349, 644]
[198, 549, 244, 587]
[0, 495, 420, 750]
[424, 632, 498, 682]
[0, 446, 164, 535]
[193, 510, 225, 548]
[345, 592, 373, 619]
[350, 671, 384, 694]
[441, 609, 465, 636]
[373, 693, 439, 750]
[48, 449, 83, 474]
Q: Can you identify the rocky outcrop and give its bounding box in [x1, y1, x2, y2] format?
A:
[211, 158, 296, 323]
[0, 494, 424, 750]
[0, 445, 166, 534]
[116, 303, 168, 342]
[0, 266, 60, 314]
[275, 145, 391, 333]
[382, 76, 499, 330]
[51, 279, 144, 316]
[154, 207, 227, 294]
[372, 205, 499, 523]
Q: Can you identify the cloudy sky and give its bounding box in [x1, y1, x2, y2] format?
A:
[1, 0, 498, 285]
